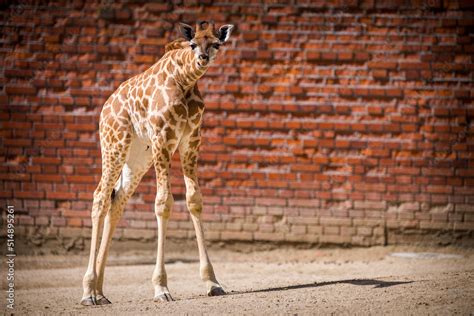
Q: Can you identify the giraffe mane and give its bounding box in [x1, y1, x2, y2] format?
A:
[165, 38, 188, 52]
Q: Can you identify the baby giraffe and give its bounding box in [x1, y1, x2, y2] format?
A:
[81, 21, 234, 305]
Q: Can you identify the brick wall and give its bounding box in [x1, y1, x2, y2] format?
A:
[1, 1, 473, 246]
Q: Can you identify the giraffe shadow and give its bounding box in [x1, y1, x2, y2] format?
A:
[234, 278, 414, 295]
[109, 257, 199, 267]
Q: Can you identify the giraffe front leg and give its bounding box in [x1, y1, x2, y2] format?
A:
[190, 206, 225, 297]
[151, 144, 175, 302]
[179, 130, 225, 297]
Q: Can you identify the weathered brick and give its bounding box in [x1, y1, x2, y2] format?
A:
[221, 231, 253, 241]
[1, 1, 471, 248]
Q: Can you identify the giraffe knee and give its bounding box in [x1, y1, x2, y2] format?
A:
[91, 194, 111, 220]
[91, 181, 115, 220]
[155, 192, 174, 218]
[186, 191, 203, 216]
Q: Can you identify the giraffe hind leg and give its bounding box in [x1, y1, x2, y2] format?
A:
[94, 136, 154, 304]
[81, 157, 127, 305]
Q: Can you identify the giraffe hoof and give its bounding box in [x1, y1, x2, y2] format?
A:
[154, 293, 175, 302]
[208, 286, 226, 296]
[96, 296, 112, 305]
[80, 296, 97, 306]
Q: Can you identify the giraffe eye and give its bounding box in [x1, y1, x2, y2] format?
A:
[190, 43, 197, 50]
[212, 43, 221, 50]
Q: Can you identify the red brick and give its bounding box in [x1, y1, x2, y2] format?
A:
[66, 123, 96, 131]
[46, 192, 77, 200]
[367, 61, 398, 69]
[66, 175, 96, 183]
[0, 173, 30, 181]
[400, 62, 430, 70]
[306, 51, 320, 61]
[32, 157, 61, 165]
[16, 191, 45, 199]
[33, 174, 63, 182]
[5, 85, 37, 95]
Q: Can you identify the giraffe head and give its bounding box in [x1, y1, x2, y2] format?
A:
[179, 21, 234, 68]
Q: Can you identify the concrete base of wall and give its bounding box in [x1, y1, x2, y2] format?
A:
[2, 226, 473, 256]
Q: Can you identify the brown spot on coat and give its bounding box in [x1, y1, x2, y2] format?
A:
[161, 147, 169, 159]
[150, 115, 164, 128]
[188, 100, 203, 116]
[174, 103, 187, 118]
[142, 98, 149, 110]
[189, 140, 200, 149]
[165, 127, 176, 140]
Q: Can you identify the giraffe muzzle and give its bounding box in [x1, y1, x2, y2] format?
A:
[197, 57, 209, 67]
[198, 54, 210, 67]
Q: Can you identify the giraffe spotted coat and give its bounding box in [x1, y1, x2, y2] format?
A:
[81, 21, 234, 306]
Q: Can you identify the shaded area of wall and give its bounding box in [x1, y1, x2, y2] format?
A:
[1, 0, 473, 246]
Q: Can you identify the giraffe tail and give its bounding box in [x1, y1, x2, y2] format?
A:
[111, 170, 123, 201]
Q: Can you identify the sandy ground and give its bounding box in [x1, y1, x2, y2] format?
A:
[1, 242, 474, 315]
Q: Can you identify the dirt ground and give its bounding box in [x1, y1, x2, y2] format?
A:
[1, 241, 474, 315]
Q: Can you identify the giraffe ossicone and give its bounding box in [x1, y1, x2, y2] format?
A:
[81, 21, 234, 306]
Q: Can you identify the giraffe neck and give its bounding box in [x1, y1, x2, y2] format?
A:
[171, 49, 208, 91]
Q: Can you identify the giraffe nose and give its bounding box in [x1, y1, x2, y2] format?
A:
[199, 54, 209, 61]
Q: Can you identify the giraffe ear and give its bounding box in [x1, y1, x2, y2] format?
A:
[218, 24, 234, 43]
[179, 23, 195, 41]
